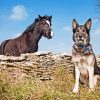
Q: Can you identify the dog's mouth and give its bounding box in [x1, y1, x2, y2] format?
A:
[79, 40, 83, 43]
[78, 38, 83, 42]
[77, 39, 84, 45]
[74, 34, 89, 45]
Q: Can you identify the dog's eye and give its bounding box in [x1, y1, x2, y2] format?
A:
[82, 29, 86, 32]
[76, 29, 79, 32]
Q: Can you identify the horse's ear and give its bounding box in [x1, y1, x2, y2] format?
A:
[84, 18, 92, 30]
[50, 15, 52, 19]
[72, 19, 79, 30]
[38, 15, 42, 19]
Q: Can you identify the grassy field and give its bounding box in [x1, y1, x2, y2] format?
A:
[0, 67, 100, 100]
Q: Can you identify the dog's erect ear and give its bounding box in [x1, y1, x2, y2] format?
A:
[84, 18, 92, 30]
[72, 19, 79, 30]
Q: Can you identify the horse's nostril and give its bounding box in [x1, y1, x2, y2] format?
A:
[51, 31, 54, 37]
[48, 36, 52, 39]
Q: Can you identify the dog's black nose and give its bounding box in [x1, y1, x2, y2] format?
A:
[79, 35, 82, 38]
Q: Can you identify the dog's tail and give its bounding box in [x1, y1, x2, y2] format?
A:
[94, 66, 100, 75]
[94, 61, 100, 75]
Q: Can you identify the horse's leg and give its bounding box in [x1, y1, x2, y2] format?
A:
[6, 44, 20, 56]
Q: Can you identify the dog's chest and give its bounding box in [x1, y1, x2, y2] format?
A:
[73, 54, 94, 77]
[72, 54, 94, 68]
[72, 44, 94, 68]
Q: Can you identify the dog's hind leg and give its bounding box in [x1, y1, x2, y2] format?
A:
[94, 75, 99, 86]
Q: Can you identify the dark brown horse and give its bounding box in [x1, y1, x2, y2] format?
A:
[0, 15, 54, 56]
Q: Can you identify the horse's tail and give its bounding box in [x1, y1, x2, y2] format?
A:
[0, 45, 2, 54]
[0, 40, 9, 55]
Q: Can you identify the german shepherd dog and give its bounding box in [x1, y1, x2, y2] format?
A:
[72, 18, 100, 93]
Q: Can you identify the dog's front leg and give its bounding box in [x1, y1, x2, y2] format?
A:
[73, 65, 80, 93]
[88, 66, 94, 92]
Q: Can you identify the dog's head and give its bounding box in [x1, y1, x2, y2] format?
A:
[72, 19, 92, 46]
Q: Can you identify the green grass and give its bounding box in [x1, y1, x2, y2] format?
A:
[0, 67, 100, 100]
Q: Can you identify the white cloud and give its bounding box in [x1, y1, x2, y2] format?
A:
[94, 28, 100, 35]
[13, 33, 21, 38]
[92, 18, 100, 24]
[58, 43, 65, 47]
[10, 5, 28, 21]
[56, 42, 72, 54]
[63, 26, 71, 32]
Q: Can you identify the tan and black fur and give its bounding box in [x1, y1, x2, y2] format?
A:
[72, 18, 100, 93]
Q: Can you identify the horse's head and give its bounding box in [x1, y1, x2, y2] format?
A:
[38, 15, 54, 39]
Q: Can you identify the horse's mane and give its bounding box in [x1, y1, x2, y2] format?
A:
[22, 15, 51, 34]
[22, 18, 39, 34]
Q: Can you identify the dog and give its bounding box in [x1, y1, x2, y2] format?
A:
[72, 18, 100, 93]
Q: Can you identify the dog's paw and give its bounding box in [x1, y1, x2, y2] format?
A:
[89, 88, 95, 92]
[73, 87, 78, 93]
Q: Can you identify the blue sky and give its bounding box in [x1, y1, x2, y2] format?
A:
[0, 0, 100, 54]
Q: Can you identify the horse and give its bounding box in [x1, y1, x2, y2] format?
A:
[0, 15, 54, 56]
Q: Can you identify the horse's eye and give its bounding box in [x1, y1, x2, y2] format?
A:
[42, 20, 46, 24]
